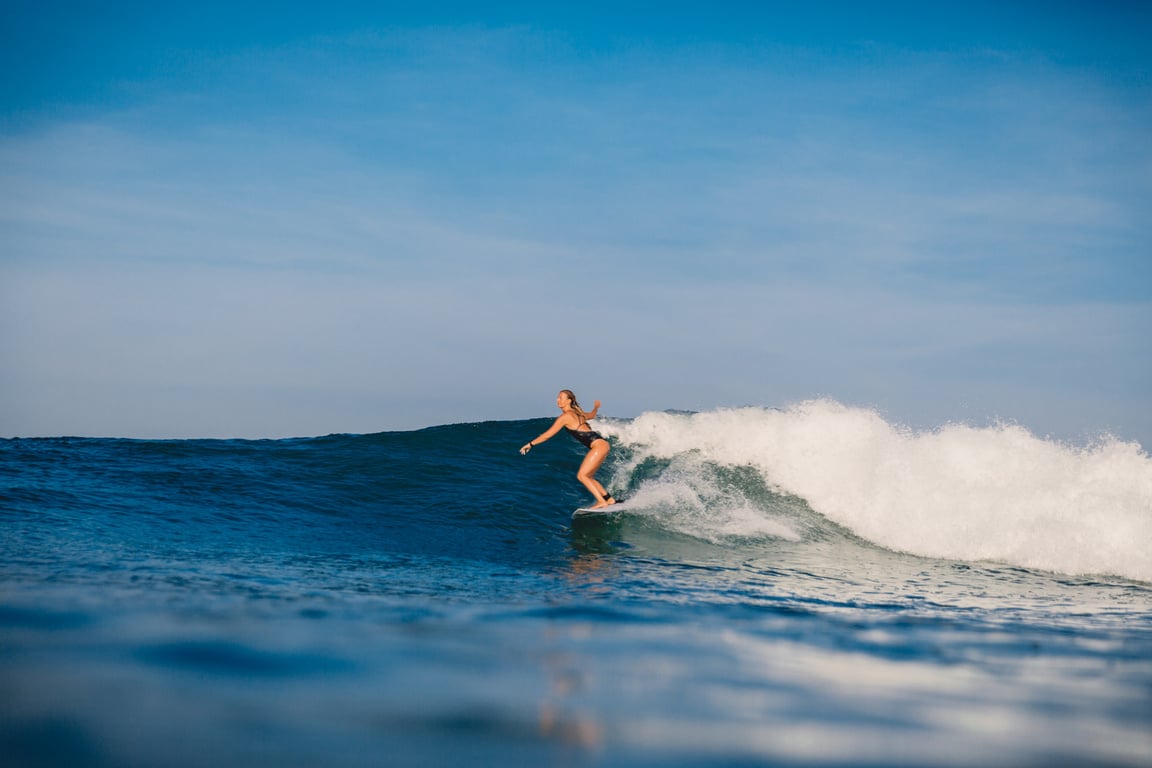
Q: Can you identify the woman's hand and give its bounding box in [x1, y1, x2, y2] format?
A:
[520, 443, 533, 455]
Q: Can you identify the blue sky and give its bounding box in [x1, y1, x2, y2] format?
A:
[1, 2, 1150, 442]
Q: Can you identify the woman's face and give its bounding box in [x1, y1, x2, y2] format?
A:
[556, 391, 572, 410]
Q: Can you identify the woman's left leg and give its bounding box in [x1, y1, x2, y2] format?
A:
[576, 439, 614, 507]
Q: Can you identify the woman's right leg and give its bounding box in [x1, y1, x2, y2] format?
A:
[576, 440, 614, 507]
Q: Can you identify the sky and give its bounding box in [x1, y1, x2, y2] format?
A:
[1, 1, 1150, 443]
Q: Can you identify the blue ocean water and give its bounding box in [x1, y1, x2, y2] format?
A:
[2, 400, 1151, 767]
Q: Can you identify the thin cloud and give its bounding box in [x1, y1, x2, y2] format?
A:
[1, 22, 1148, 441]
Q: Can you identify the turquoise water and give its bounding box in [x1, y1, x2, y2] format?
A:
[3, 403, 1151, 766]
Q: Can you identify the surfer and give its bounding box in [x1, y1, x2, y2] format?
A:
[520, 390, 617, 509]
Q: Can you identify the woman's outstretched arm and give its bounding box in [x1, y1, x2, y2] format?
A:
[520, 415, 572, 455]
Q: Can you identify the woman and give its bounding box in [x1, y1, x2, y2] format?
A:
[520, 390, 617, 509]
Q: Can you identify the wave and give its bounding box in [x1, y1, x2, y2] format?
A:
[5, 407, 1148, 583]
[599, 400, 1152, 583]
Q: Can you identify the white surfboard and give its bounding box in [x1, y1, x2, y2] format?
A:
[572, 498, 632, 519]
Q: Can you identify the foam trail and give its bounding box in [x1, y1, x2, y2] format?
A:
[603, 400, 1152, 582]
[616, 452, 806, 543]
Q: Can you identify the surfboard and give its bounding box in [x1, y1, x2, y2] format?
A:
[572, 498, 631, 518]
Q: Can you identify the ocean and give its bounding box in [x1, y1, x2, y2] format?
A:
[2, 399, 1150, 767]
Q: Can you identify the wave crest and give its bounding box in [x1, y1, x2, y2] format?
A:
[601, 400, 1152, 582]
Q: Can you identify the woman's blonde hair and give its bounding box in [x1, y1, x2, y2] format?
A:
[560, 389, 588, 424]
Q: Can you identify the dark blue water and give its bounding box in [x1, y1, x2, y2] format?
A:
[3, 413, 1151, 767]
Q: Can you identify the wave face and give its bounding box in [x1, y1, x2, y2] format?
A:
[0, 421, 592, 579]
[602, 400, 1152, 583]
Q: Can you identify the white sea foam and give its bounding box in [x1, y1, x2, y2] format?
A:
[616, 452, 805, 544]
[602, 400, 1152, 582]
